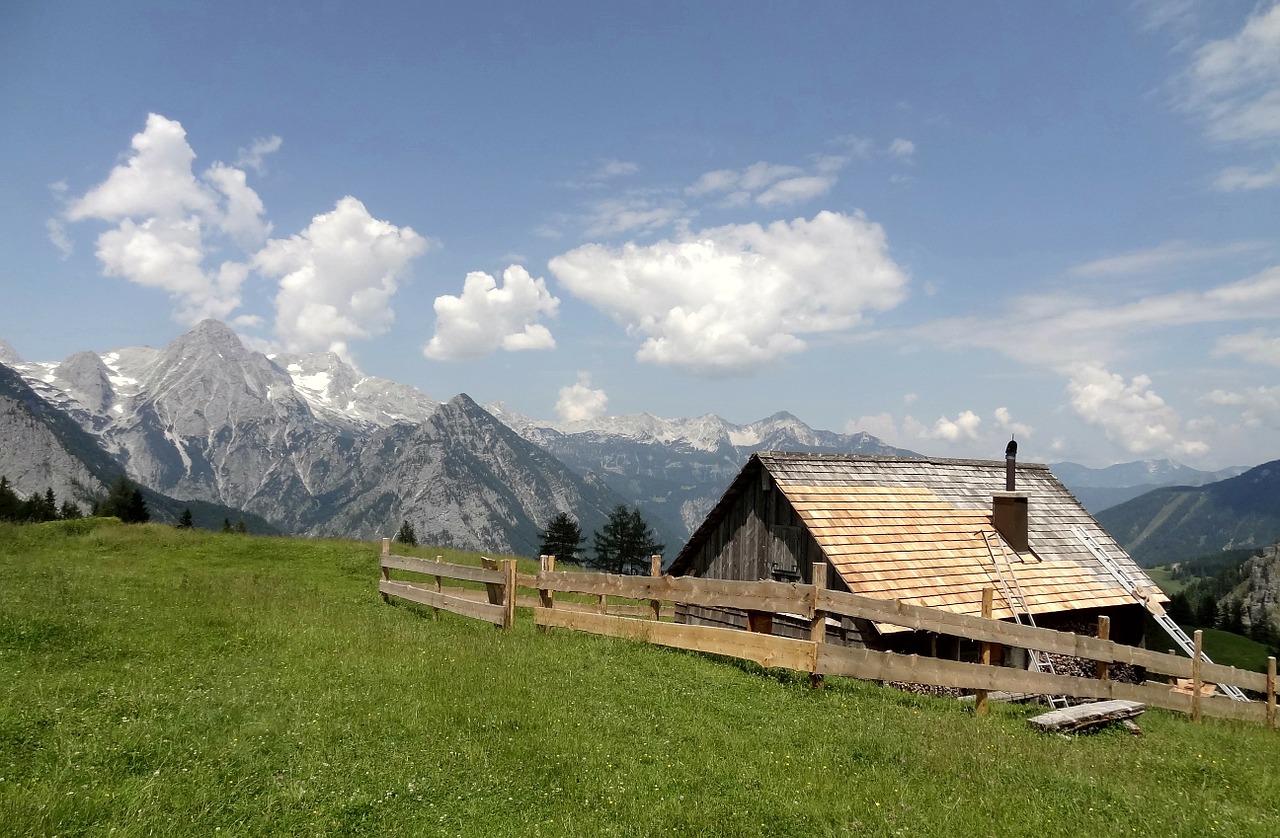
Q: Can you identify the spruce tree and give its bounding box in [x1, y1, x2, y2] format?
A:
[59, 500, 82, 520]
[176, 508, 194, 529]
[0, 477, 18, 521]
[234, 519, 247, 534]
[394, 519, 417, 547]
[538, 512, 584, 564]
[221, 518, 233, 533]
[590, 505, 663, 575]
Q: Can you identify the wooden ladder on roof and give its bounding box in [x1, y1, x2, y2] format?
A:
[1071, 526, 1249, 702]
[981, 531, 1072, 710]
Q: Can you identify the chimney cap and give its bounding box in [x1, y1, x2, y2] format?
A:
[1005, 438, 1017, 458]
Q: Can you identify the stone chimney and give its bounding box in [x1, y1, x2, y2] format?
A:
[994, 439, 1028, 552]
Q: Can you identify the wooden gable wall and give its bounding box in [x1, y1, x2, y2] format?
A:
[682, 463, 831, 586]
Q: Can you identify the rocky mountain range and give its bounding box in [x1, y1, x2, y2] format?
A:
[2, 319, 910, 555]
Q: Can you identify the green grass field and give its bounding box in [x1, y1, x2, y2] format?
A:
[2, 521, 1278, 837]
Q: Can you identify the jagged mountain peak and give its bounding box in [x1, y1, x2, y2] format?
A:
[53, 351, 115, 414]
[0, 339, 22, 366]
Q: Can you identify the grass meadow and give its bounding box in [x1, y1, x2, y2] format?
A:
[2, 520, 1278, 837]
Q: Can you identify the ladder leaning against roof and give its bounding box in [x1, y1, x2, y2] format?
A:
[1071, 525, 1250, 703]
[980, 530, 1072, 710]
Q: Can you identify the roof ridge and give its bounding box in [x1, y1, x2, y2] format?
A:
[754, 451, 1052, 469]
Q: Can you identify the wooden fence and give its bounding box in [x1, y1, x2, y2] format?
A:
[378, 543, 1278, 729]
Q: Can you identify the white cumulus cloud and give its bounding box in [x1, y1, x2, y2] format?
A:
[930, 410, 982, 442]
[1065, 362, 1205, 455]
[424, 265, 559, 361]
[256, 196, 430, 354]
[556, 373, 609, 423]
[63, 113, 272, 325]
[549, 210, 910, 376]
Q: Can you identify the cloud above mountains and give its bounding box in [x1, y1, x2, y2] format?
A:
[549, 210, 910, 376]
[58, 114, 429, 356]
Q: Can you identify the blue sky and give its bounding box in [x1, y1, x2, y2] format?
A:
[2, 1, 1278, 469]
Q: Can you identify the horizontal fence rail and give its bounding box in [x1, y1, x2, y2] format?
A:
[379, 548, 1278, 729]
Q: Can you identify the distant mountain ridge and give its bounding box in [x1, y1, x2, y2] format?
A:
[1050, 459, 1248, 513]
[489, 404, 918, 539]
[1096, 460, 1280, 566]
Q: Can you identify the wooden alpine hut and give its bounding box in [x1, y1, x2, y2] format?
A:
[668, 448, 1166, 662]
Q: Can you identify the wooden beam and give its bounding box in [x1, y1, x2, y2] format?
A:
[976, 588, 993, 718]
[379, 579, 505, 625]
[1096, 615, 1110, 682]
[1028, 700, 1144, 734]
[382, 553, 505, 586]
[380, 538, 391, 603]
[534, 607, 817, 672]
[810, 561, 828, 690]
[1192, 630, 1203, 724]
[1268, 656, 1276, 731]
[502, 559, 517, 630]
[650, 555, 662, 621]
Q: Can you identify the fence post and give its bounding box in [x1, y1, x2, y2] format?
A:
[1267, 656, 1276, 731]
[502, 559, 517, 630]
[433, 556, 443, 621]
[537, 555, 555, 633]
[1096, 615, 1111, 683]
[1191, 630, 1204, 724]
[380, 538, 391, 603]
[810, 561, 828, 690]
[976, 587, 993, 717]
[649, 555, 662, 621]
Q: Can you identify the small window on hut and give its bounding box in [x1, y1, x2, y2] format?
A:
[769, 525, 802, 582]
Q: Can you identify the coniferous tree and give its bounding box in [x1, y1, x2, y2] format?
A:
[1194, 593, 1219, 629]
[394, 519, 417, 546]
[590, 505, 663, 575]
[234, 519, 247, 534]
[176, 508, 194, 529]
[221, 518, 233, 533]
[1167, 590, 1194, 625]
[98, 476, 148, 523]
[538, 512, 584, 564]
[0, 476, 19, 521]
[59, 500, 82, 520]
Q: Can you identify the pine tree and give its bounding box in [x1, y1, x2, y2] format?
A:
[394, 519, 417, 547]
[1194, 593, 1218, 628]
[234, 519, 247, 534]
[0, 476, 18, 522]
[59, 500, 82, 520]
[538, 512, 584, 564]
[590, 505, 663, 575]
[176, 508, 194, 529]
[221, 518, 233, 533]
[98, 476, 148, 523]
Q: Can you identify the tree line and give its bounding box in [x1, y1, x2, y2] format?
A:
[0, 474, 149, 524]
[391, 504, 665, 575]
[1164, 552, 1280, 656]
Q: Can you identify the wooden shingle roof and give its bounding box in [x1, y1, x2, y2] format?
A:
[671, 452, 1162, 625]
[784, 484, 1136, 631]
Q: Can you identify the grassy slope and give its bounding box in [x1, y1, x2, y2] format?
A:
[1, 522, 1278, 837]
